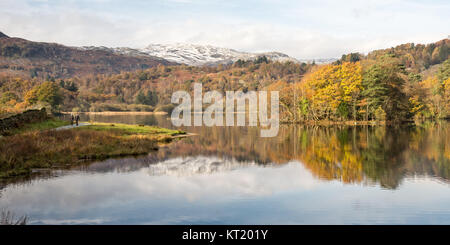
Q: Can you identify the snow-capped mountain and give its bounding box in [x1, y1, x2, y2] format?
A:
[140, 43, 300, 66]
[80, 43, 300, 66]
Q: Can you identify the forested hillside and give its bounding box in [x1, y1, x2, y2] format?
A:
[281, 38, 450, 122]
[0, 32, 175, 79]
[0, 37, 449, 123]
[338, 39, 449, 72]
[0, 58, 314, 113]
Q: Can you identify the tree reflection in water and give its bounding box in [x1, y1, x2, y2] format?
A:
[76, 113, 450, 190]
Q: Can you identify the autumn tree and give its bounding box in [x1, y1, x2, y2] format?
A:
[0, 92, 18, 105]
[24, 81, 62, 110]
[301, 62, 362, 120]
[361, 56, 409, 121]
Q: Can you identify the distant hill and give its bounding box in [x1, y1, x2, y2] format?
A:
[1, 35, 449, 121]
[337, 38, 449, 72]
[297, 58, 338, 64]
[0, 32, 177, 79]
[81, 43, 300, 66]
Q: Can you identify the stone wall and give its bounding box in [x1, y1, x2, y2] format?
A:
[0, 108, 48, 135]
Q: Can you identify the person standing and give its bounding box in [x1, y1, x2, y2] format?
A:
[71, 114, 74, 126]
[76, 114, 80, 126]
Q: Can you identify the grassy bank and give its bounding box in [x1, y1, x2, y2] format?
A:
[63, 111, 167, 115]
[0, 122, 185, 178]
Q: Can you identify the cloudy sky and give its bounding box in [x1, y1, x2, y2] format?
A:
[0, 0, 448, 59]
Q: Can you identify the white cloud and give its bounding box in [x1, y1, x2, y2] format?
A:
[0, 160, 319, 216]
[0, 0, 448, 59]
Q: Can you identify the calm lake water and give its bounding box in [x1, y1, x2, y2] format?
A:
[1, 114, 450, 224]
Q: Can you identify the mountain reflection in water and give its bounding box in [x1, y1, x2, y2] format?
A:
[76, 114, 450, 189]
[0, 114, 449, 224]
[80, 155, 260, 177]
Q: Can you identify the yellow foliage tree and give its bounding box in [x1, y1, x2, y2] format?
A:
[302, 62, 362, 120]
[420, 76, 446, 118]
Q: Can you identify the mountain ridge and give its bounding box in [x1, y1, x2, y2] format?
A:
[0, 32, 177, 79]
[80, 43, 304, 66]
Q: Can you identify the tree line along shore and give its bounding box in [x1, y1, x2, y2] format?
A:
[1, 39, 449, 124]
[0, 38, 449, 178]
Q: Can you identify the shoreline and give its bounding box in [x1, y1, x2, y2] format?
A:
[281, 120, 389, 126]
[0, 121, 188, 179]
[61, 111, 168, 115]
[280, 118, 450, 126]
[280, 120, 418, 126]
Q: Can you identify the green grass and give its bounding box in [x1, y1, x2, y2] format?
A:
[0, 122, 187, 178]
[79, 122, 185, 136]
[3, 118, 70, 136]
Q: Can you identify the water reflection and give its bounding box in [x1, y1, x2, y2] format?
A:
[0, 114, 449, 224]
[78, 114, 450, 189]
[1, 160, 450, 224]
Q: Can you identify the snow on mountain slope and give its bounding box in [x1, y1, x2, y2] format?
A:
[80, 43, 301, 66]
[140, 43, 299, 66]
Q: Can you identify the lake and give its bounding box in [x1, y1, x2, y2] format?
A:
[1, 114, 449, 224]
